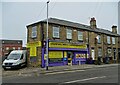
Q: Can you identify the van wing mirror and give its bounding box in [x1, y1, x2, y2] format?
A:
[20, 54, 24, 60]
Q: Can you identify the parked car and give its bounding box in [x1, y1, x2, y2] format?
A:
[2, 50, 27, 70]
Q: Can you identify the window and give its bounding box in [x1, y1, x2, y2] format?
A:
[31, 26, 37, 38]
[6, 47, 9, 50]
[98, 48, 102, 57]
[112, 37, 115, 44]
[18, 47, 21, 50]
[66, 29, 72, 39]
[78, 31, 83, 41]
[107, 48, 111, 56]
[107, 36, 111, 44]
[13, 47, 15, 50]
[97, 35, 101, 44]
[53, 26, 59, 38]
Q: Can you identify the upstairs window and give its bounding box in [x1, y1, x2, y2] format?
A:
[53, 26, 59, 38]
[112, 37, 115, 44]
[66, 29, 72, 39]
[31, 26, 37, 38]
[78, 31, 83, 41]
[107, 36, 111, 44]
[97, 35, 101, 44]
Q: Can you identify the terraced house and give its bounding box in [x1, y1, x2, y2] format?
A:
[26, 17, 119, 67]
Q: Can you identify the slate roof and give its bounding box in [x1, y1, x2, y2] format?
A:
[0, 39, 22, 44]
[27, 17, 119, 36]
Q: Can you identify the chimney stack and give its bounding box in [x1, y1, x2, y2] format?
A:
[90, 17, 97, 29]
[112, 25, 117, 34]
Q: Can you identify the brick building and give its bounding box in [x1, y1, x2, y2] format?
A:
[0, 40, 23, 57]
[27, 17, 119, 67]
[118, 36, 120, 62]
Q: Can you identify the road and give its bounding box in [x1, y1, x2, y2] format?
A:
[2, 65, 118, 84]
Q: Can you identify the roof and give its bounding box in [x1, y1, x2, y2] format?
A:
[0, 39, 22, 44]
[27, 17, 119, 36]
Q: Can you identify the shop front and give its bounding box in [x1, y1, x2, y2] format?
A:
[41, 41, 88, 68]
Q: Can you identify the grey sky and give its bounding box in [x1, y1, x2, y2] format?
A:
[1, 1, 119, 46]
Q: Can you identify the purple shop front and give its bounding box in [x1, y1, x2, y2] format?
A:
[41, 47, 89, 68]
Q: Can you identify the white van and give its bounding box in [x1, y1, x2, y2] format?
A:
[2, 50, 27, 70]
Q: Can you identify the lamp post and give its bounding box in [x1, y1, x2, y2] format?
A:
[46, 0, 49, 70]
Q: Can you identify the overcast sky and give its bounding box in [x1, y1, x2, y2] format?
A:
[0, 0, 119, 46]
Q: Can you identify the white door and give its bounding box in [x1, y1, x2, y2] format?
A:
[91, 49, 95, 60]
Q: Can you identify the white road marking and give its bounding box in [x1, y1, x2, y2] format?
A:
[64, 76, 106, 83]
[45, 70, 85, 75]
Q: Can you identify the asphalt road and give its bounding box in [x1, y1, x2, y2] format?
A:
[2, 65, 118, 84]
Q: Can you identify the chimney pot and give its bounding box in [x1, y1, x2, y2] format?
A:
[90, 17, 97, 29]
[112, 25, 117, 34]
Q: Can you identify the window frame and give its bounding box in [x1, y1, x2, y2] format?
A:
[31, 26, 37, 38]
[66, 28, 72, 40]
[78, 31, 83, 41]
[107, 36, 111, 44]
[112, 37, 115, 44]
[53, 26, 60, 38]
[97, 35, 101, 44]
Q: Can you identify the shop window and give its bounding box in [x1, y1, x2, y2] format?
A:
[78, 31, 83, 41]
[107, 36, 111, 44]
[112, 37, 115, 44]
[49, 58, 63, 63]
[53, 26, 59, 38]
[31, 26, 37, 38]
[49, 51, 63, 63]
[66, 29, 72, 39]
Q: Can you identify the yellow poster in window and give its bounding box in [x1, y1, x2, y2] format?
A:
[30, 47, 36, 56]
[49, 51, 63, 58]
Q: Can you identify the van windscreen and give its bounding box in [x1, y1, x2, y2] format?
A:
[7, 54, 21, 60]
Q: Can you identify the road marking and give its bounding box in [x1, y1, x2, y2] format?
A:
[45, 70, 85, 75]
[64, 76, 106, 83]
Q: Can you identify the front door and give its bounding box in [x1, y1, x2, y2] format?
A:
[91, 49, 95, 60]
[113, 49, 116, 63]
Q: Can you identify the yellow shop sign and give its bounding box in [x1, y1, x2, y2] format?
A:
[26, 41, 41, 57]
[49, 42, 87, 49]
[27, 41, 41, 47]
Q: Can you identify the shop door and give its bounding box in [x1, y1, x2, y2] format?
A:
[67, 52, 73, 65]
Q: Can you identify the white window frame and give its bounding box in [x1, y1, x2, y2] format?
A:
[53, 26, 59, 38]
[98, 48, 102, 57]
[97, 35, 101, 43]
[31, 26, 37, 38]
[78, 31, 83, 41]
[66, 29, 72, 39]
[112, 37, 115, 44]
[107, 36, 111, 44]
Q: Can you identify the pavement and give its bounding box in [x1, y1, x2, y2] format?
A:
[1, 63, 118, 78]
